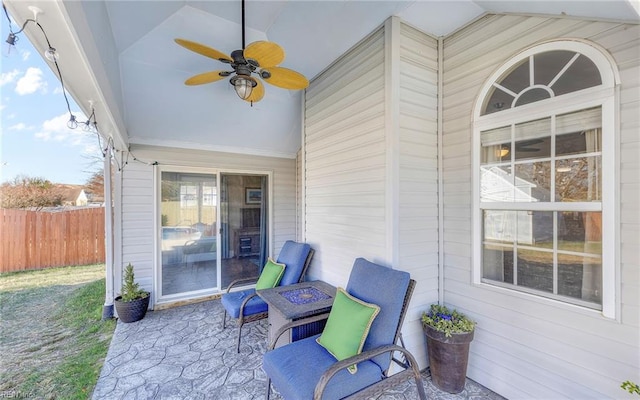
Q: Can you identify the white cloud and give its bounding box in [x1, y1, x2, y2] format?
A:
[20, 50, 31, 62]
[82, 142, 101, 157]
[0, 69, 20, 86]
[15, 67, 47, 95]
[35, 113, 81, 142]
[8, 123, 30, 131]
[53, 87, 64, 95]
[34, 112, 99, 155]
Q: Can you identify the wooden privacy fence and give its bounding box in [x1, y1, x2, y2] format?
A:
[0, 208, 106, 273]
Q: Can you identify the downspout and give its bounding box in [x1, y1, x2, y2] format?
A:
[102, 147, 114, 320]
[437, 37, 444, 305]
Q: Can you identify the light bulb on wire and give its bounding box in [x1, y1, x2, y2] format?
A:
[44, 46, 59, 62]
[67, 114, 78, 129]
[5, 33, 17, 56]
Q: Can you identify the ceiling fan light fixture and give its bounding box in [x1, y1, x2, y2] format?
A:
[494, 145, 510, 159]
[230, 74, 257, 100]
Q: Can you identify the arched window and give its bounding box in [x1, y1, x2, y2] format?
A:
[473, 40, 618, 318]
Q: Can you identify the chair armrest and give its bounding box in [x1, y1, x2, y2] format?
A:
[226, 277, 260, 293]
[267, 312, 330, 350]
[313, 344, 425, 400]
[238, 291, 262, 313]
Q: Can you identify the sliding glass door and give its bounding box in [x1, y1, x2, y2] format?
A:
[157, 169, 270, 301]
[160, 171, 218, 297]
[219, 173, 268, 289]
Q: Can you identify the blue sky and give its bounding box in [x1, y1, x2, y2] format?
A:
[1, 21, 102, 185]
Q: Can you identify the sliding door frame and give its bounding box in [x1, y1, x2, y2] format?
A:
[153, 165, 273, 306]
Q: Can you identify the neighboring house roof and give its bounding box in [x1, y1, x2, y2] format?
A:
[480, 167, 537, 203]
[55, 184, 88, 206]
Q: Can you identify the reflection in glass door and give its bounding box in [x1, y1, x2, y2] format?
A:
[160, 171, 218, 296]
[220, 174, 268, 289]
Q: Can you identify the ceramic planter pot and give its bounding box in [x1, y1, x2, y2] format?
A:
[423, 323, 474, 394]
[114, 294, 150, 323]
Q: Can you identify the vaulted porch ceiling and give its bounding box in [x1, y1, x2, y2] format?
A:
[4, 0, 638, 158]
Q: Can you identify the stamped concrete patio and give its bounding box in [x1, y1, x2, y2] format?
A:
[92, 299, 504, 399]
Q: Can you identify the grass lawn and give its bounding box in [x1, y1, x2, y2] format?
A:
[0, 264, 116, 399]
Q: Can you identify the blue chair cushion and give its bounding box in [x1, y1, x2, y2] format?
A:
[346, 258, 410, 370]
[221, 241, 311, 324]
[220, 289, 268, 318]
[263, 335, 383, 400]
[276, 241, 312, 286]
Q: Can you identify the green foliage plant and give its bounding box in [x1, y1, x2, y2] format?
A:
[119, 263, 148, 302]
[421, 304, 475, 338]
[0, 174, 64, 209]
[622, 381, 640, 396]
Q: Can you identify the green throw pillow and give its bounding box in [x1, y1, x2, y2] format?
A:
[255, 258, 286, 290]
[317, 287, 380, 374]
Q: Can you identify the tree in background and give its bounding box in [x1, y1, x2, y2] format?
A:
[0, 175, 64, 209]
[84, 169, 104, 202]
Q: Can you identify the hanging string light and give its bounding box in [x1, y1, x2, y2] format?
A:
[3, 3, 113, 161]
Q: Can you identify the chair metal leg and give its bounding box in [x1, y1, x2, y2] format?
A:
[236, 321, 242, 353]
[222, 310, 227, 329]
[266, 377, 271, 400]
[414, 372, 427, 400]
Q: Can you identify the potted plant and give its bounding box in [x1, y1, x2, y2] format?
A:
[622, 381, 640, 396]
[422, 304, 475, 394]
[114, 263, 150, 323]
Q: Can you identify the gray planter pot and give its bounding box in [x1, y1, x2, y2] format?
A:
[423, 324, 474, 394]
[114, 294, 150, 323]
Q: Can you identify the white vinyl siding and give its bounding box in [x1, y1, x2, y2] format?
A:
[304, 18, 438, 368]
[304, 26, 387, 286]
[118, 144, 297, 306]
[397, 22, 439, 367]
[119, 161, 154, 302]
[443, 14, 639, 399]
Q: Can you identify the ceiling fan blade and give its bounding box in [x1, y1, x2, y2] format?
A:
[184, 71, 228, 86]
[244, 41, 285, 68]
[175, 39, 232, 63]
[262, 67, 309, 90]
[245, 78, 265, 103]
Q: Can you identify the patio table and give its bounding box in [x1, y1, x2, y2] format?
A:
[258, 280, 336, 349]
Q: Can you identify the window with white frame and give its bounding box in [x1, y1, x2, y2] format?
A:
[474, 41, 618, 316]
[180, 184, 198, 208]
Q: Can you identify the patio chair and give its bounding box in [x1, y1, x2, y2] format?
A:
[262, 258, 426, 400]
[221, 240, 314, 352]
[182, 236, 217, 267]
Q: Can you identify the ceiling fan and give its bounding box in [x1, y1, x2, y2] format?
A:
[175, 0, 308, 104]
[515, 138, 544, 152]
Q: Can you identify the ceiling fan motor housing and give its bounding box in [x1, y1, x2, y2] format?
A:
[230, 73, 257, 88]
